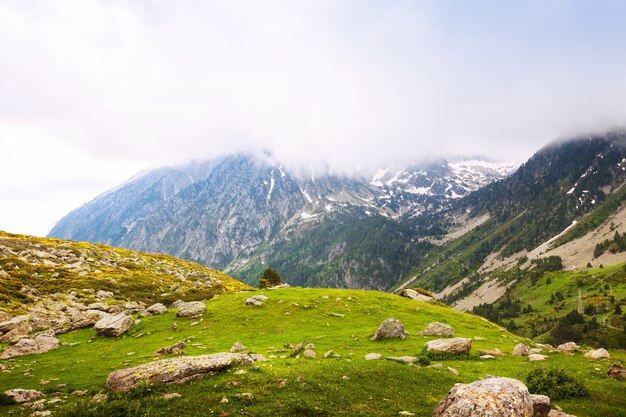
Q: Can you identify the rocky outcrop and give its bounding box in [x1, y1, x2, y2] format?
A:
[4, 388, 44, 403]
[0, 335, 60, 359]
[0, 315, 29, 333]
[433, 377, 533, 417]
[584, 348, 610, 359]
[371, 318, 406, 341]
[419, 322, 454, 337]
[94, 313, 133, 337]
[607, 363, 626, 380]
[175, 301, 206, 318]
[106, 353, 256, 392]
[512, 343, 530, 356]
[425, 338, 472, 354]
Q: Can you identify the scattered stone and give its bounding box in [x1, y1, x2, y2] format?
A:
[474, 336, 485, 341]
[365, 353, 382, 360]
[419, 322, 454, 337]
[399, 288, 435, 302]
[424, 338, 472, 354]
[163, 392, 181, 400]
[433, 377, 533, 417]
[530, 394, 551, 417]
[447, 367, 459, 376]
[237, 392, 254, 400]
[250, 354, 267, 362]
[430, 364, 442, 369]
[0, 315, 29, 333]
[528, 354, 548, 361]
[106, 352, 257, 392]
[0, 335, 60, 358]
[96, 290, 114, 300]
[4, 388, 44, 403]
[331, 313, 345, 317]
[235, 369, 246, 375]
[72, 390, 88, 396]
[305, 343, 316, 350]
[529, 348, 542, 354]
[548, 410, 577, 417]
[607, 363, 626, 380]
[480, 355, 495, 360]
[230, 342, 247, 353]
[175, 301, 206, 318]
[87, 302, 112, 312]
[584, 348, 610, 359]
[371, 318, 406, 341]
[341, 375, 349, 380]
[557, 342, 579, 353]
[386, 356, 416, 364]
[323, 350, 335, 358]
[512, 343, 530, 356]
[154, 341, 185, 356]
[303, 350, 317, 359]
[94, 313, 133, 337]
[479, 348, 503, 357]
[398, 411, 415, 416]
[291, 342, 304, 357]
[141, 303, 167, 317]
[32, 411, 52, 416]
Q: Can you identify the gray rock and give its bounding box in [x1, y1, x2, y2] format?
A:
[447, 367, 459, 376]
[0, 335, 60, 358]
[323, 350, 335, 358]
[530, 394, 551, 417]
[400, 288, 435, 302]
[175, 301, 206, 318]
[87, 302, 112, 312]
[0, 315, 29, 333]
[365, 353, 382, 360]
[229, 342, 247, 353]
[4, 388, 44, 403]
[433, 377, 533, 417]
[548, 410, 577, 417]
[557, 342, 578, 353]
[512, 343, 530, 356]
[141, 303, 167, 317]
[155, 341, 185, 356]
[424, 338, 472, 354]
[584, 348, 610, 359]
[528, 354, 548, 361]
[607, 363, 626, 380]
[420, 322, 454, 337]
[479, 348, 503, 357]
[371, 318, 406, 341]
[94, 313, 133, 337]
[480, 355, 496, 360]
[106, 352, 256, 392]
[95, 290, 114, 300]
[245, 295, 268, 306]
[303, 349, 317, 358]
[291, 342, 304, 357]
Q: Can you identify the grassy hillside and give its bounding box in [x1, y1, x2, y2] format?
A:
[0, 231, 250, 314]
[1, 287, 624, 416]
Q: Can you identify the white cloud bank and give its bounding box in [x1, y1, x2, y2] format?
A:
[1, 0, 626, 235]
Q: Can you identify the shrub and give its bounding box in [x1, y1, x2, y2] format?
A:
[258, 268, 282, 289]
[417, 356, 431, 366]
[526, 368, 588, 400]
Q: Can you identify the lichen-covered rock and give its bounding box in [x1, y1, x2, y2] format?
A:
[175, 301, 206, 318]
[105, 353, 256, 392]
[607, 363, 626, 380]
[530, 394, 551, 417]
[557, 342, 579, 353]
[433, 377, 533, 417]
[0, 335, 60, 359]
[584, 348, 610, 359]
[420, 322, 454, 337]
[371, 318, 406, 341]
[512, 343, 530, 356]
[425, 338, 472, 354]
[4, 388, 44, 403]
[94, 313, 133, 337]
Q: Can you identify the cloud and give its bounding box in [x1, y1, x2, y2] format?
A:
[2, 1, 626, 234]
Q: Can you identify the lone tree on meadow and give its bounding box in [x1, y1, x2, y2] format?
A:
[258, 268, 282, 289]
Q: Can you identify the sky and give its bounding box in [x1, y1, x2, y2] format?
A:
[2, 0, 626, 236]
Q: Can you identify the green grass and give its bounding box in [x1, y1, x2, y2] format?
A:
[1, 287, 624, 416]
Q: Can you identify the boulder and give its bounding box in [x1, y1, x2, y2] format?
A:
[557, 342, 578, 353]
[229, 342, 247, 353]
[400, 288, 435, 302]
[175, 301, 206, 318]
[420, 322, 454, 337]
[105, 352, 256, 392]
[0, 315, 29, 333]
[371, 318, 406, 341]
[512, 343, 530, 356]
[303, 349, 317, 358]
[0, 335, 60, 359]
[530, 394, 551, 417]
[528, 354, 548, 361]
[425, 338, 472, 354]
[4, 388, 44, 403]
[584, 348, 610, 359]
[94, 313, 133, 337]
[607, 363, 626, 380]
[479, 348, 503, 357]
[433, 377, 533, 417]
[141, 303, 167, 317]
[87, 302, 112, 312]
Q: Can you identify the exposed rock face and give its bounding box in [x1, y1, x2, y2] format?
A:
[106, 353, 256, 392]
[0, 335, 60, 359]
[530, 394, 551, 417]
[433, 377, 533, 417]
[94, 313, 133, 337]
[512, 343, 530, 356]
[424, 338, 472, 354]
[4, 388, 44, 403]
[557, 342, 579, 353]
[175, 301, 206, 318]
[584, 348, 610, 359]
[141, 303, 167, 317]
[400, 288, 435, 302]
[420, 322, 454, 337]
[607, 363, 626, 380]
[371, 318, 406, 341]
